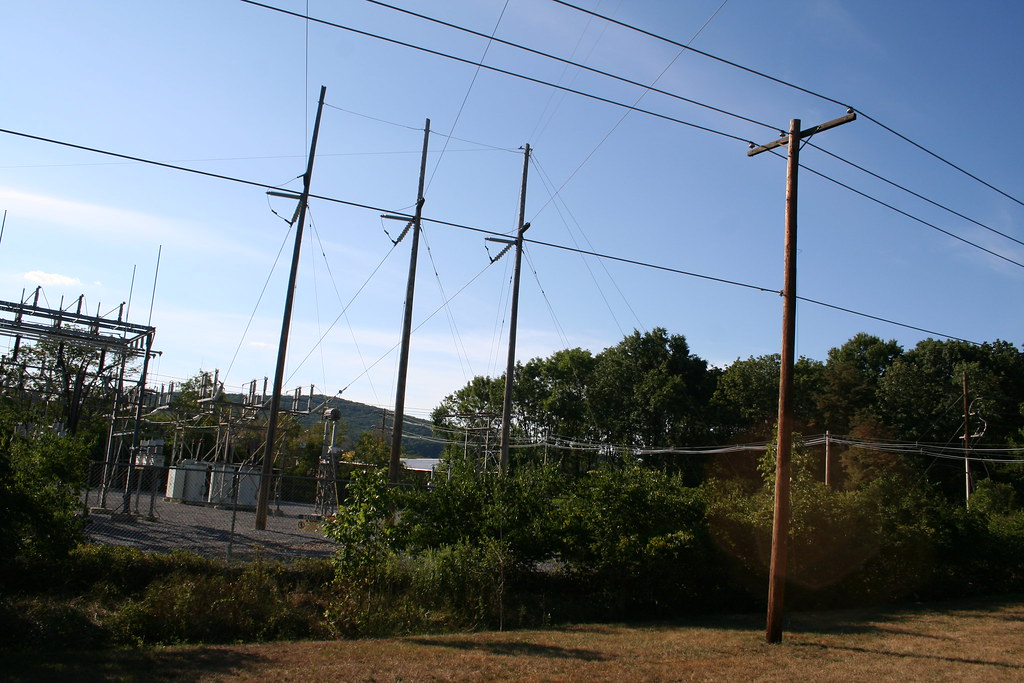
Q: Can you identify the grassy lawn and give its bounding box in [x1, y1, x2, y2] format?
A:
[5, 595, 1023, 682]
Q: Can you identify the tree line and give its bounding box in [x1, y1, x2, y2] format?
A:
[433, 328, 1024, 495]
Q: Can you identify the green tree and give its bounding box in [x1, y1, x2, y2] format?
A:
[0, 336, 126, 441]
[515, 347, 597, 444]
[0, 415, 91, 564]
[401, 460, 564, 566]
[711, 354, 824, 441]
[352, 431, 390, 467]
[557, 463, 721, 613]
[876, 339, 1024, 445]
[587, 328, 715, 449]
[817, 333, 903, 435]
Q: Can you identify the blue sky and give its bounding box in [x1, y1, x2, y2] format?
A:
[2, 0, 1022, 417]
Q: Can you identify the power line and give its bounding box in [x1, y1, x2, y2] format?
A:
[528, 0, 733, 220]
[0, 125, 988, 347]
[244, 0, 1024, 266]
[521, 234, 979, 345]
[358, 0, 773, 134]
[806, 141, 1024, 250]
[236, 0, 755, 145]
[550, 0, 1024, 207]
[423, 0, 510, 191]
[788, 153, 1024, 270]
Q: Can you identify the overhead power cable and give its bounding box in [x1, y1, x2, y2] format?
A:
[253, 0, 1024, 256]
[785, 153, 1024, 270]
[423, 0, 510, 191]
[358, 0, 774, 134]
[806, 141, 1024, 250]
[0, 125, 985, 346]
[521, 234, 979, 345]
[236, 0, 753, 145]
[550, 0, 1024, 207]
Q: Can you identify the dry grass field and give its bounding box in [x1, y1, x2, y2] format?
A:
[6, 595, 1023, 682]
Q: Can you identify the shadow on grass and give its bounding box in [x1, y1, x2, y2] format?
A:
[794, 642, 1024, 671]
[2, 645, 268, 682]
[786, 592, 1024, 636]
[404, 637, 611, 662]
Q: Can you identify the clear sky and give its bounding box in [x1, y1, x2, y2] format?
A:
[2, 0, 1022, 417]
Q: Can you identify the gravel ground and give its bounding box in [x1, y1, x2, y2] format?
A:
[82, 486, 337, 562]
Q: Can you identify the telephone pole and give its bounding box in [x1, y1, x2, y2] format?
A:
[255, 85, 327, 530]
[749, 110, 856, 644]
[388, 119, 431, 485]
[498, 144, 531, 474]
[962, 370, 972, 507]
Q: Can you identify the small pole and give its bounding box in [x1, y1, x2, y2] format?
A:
[389, 118, 431, 485]
[499, 144, 531, 474]
[963, 371, 971, 507]
[824, 430, 834, 488]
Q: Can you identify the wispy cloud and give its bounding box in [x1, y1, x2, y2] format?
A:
[0, 186, 266, 260]
[24, 270, 81, 286]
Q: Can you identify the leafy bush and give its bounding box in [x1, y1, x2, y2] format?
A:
[557, 463, 722, 615]
[108, 559, 332, 644]
[322, 468, 401, 579]
[0, 423, 90, 565]
[401, 460, 565, 567]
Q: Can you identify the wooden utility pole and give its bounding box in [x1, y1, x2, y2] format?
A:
[962, 370, 972, 507]
[749, 111, 855, 644]
[255, 85, 327, 530]
[388, 119, 431, 485]
[498, 144, 531, 474]
[824, 430, 833, 487]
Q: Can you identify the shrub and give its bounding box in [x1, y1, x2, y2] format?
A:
[557, 463, 722, 616]
[401, 460, 565, 568]
[0, 424, 90, 566]
[108, 558, 332, 645]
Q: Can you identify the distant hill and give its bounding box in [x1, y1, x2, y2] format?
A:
[287, 395, 443, 460]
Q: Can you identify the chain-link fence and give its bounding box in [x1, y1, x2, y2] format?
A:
[82, 461, 345, 562]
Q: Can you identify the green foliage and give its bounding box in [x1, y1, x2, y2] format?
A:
[402, 460, 564, 567]
[108, 559, 330, 644]
[408, 540, 513, 627]
[876, 339, 1024, 444]
[2, 546, 338, 648]
[0, 337, 124, 438]
[322, 468, 400, 577]
[588, 328, 715, 448]
[0, 420, 90, 565]
[817, 334, 902, 434]
[352, 431, 390, 467]
[556, 463, 722, 614]
[711, 354, 824, 440]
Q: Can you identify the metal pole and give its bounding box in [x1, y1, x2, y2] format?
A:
[499, 144, 531, 474]
[120, 330, 154, 514]
[766, 118, 800, 645]
[255, 85, 327, 530]
[389, 119, 431, 484]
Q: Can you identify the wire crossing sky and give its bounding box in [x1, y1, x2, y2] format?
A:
[1, 0, 1021, 414]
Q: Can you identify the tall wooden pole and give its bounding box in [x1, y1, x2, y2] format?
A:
[389, 119, 431, 484]
[764, 117, 801, 644]
[499, 144, 531, 474]
[255, 85, 327, 530]
[748, 110, 856, 644]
